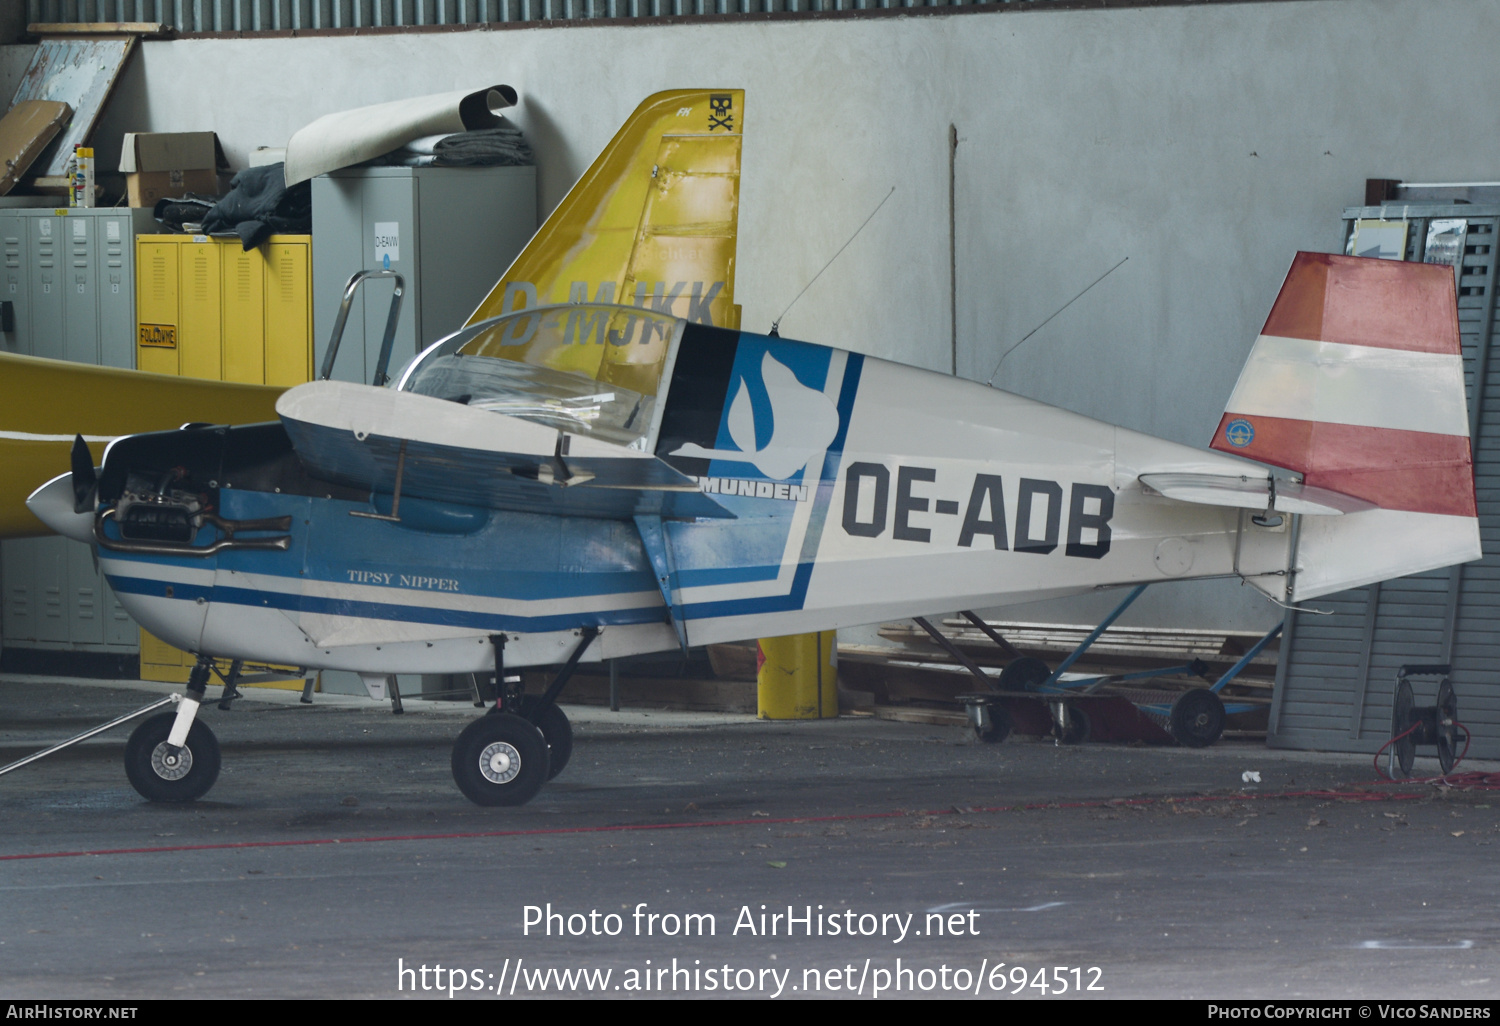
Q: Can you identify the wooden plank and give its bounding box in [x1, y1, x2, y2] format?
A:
[27, 23, 173, 37]
[873, 706, 967, 727]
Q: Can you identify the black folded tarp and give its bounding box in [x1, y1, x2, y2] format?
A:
[199, 162, 311, 250]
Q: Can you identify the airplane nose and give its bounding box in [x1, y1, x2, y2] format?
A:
[26, 472, 97, 544]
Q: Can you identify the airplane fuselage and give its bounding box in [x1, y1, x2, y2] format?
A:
[92, 331, 1294, 674]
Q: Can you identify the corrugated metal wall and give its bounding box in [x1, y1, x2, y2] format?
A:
[1271, 202, 1500, 761]
[25, 0, 1240, 33]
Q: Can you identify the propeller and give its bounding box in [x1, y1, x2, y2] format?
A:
[70, 434, 99, 514]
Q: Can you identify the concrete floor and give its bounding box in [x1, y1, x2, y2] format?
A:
[1, 675, 1497, 1000]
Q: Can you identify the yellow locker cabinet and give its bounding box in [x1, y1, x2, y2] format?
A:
[135, 233, 313, 685]
[136, 234, 312, 385]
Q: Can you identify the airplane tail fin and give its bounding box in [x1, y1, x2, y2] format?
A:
[466, 90, 743, 332]
[1210, 252, 1481, 600]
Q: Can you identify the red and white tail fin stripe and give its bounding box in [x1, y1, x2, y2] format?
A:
[1209, 253, 1475, 518]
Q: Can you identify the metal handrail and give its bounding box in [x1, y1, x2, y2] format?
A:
[319, 269, 406, 386]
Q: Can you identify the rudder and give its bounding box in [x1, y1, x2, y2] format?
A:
[1210, 253, 1481, 600]
[465, 90, 744, 332]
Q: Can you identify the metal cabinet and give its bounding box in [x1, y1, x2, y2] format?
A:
[1, 208, 155, 666]
[0, 207, 155, 368]
[134, 234, 314, 385]
[129, 233, 314, 684]
[311, 165, 536, 384]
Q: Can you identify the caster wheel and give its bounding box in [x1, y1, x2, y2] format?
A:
[488, 697, 573, 780]
[1169, 688, 1225, 748]
[1058, 707, 1090, 745]
[452, 713, 549, 806]
[973, 703, 1012, 743]
[998, 657, 1050, 692]
[124, 712, 221, 803]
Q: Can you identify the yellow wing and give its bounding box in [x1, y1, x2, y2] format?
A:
[0, 352, 282, 537]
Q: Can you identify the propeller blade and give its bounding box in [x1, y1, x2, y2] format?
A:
[70, 434, 98, 514]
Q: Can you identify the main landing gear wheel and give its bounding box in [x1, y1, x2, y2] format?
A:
[998, 657, 1050, 692]
[453, 713, 549, 806]
[124, 712, 221, 802]
[1169, 688, 1225, 748]
[974, 702, 1012, 744]
[489, 697, 573, 780]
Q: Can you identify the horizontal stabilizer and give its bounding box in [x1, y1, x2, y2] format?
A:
[278, 381, 733, 521]
[1138, 472, 1375, 516]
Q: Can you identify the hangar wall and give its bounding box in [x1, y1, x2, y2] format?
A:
[4, 0, 1499, 634]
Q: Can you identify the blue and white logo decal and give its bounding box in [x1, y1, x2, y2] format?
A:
[1224, 418, 1255, 448]
[670, 349, 840, 480]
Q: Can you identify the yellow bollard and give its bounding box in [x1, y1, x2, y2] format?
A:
[757, 631, 839, 719]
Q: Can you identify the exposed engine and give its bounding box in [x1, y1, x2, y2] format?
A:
[114, 469, 208, 543]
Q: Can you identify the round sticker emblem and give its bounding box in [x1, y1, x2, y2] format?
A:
[1224, 418, 1255, 448]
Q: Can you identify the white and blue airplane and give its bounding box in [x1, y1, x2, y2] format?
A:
[27, 89, 1482, 807]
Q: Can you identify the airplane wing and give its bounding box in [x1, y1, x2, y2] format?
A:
[277, 379, 734, 521]
[0, 351, 285, 538]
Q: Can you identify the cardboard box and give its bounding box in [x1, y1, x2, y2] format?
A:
[0, 100, 72, 196]
[119, 131, 225, 207]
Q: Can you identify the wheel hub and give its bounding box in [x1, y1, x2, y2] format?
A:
[479, 741, 521, 784]
[150, 742, 193, 781]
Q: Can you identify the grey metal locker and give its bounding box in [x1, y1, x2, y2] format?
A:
[1, 216, 25, 355]
[0, 207, 157, 666]
[29, 215, 63, 360]
[2, 541, 33, 644]
[311, 165, 536, 385]
[64, 215, 98, 365]
[97, 214, 133, 368]
[33, 536, 68, 646]
[1, 208, 152, 364]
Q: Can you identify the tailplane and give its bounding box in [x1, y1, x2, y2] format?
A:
[1210, 252, 1481, 600]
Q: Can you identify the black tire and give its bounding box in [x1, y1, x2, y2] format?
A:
[488, 697, 574, 780]
[124, 711, 221, 803]
[1391, 679, 1416, 777]
[974, 703, 1012, 743]
[998, 657, 1050, 692]
[519, 696, 573, 780]
[1058, 707, 1090, 745]
[1168, 688, 1225, 748]
[452, 713, 549, 807]
[1435, 679, 1459, 774]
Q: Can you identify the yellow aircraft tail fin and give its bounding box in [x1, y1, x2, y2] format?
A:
[466, 89, 743, 333]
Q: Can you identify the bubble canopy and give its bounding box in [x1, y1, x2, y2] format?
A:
[396, 304, 686, 450]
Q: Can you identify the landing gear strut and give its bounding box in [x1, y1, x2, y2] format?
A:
[124, 655, 222, 802]
[453, 628, 596, 805]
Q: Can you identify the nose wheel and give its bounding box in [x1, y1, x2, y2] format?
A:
[124, 711, 221, 802]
